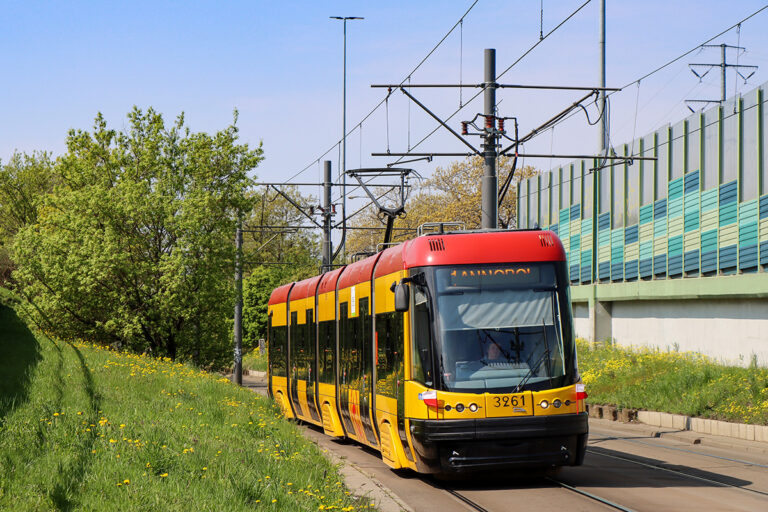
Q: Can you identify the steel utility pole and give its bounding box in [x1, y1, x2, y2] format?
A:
[330, 16, 363, 261]
[598, 0, 607, 153]
[481, 49, 498, 230]
[232, 220, 243, 386]
[322, 160, 333, 272]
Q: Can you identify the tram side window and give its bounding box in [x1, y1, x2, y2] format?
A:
[306, 309, 315, 381]
[349, 301, 360, 386]
[271, 320, 287, 377]
[359, 298, 370, 388]
[339, 302, 349, 385]
[376, 311, 404, 398]
[290, 311, 301, 379]
[411, 286, 433, 386]
[319, 320, 334, 384]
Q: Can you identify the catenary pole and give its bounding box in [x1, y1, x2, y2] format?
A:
[232, 220, 243, 386]
[599, 0, 607, 153]
[322, 161, 333, 271]
[330, 16, 363, 261]
[720, 43, 727, 103]
[481, 48, 498, 230]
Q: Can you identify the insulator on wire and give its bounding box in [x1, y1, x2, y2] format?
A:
[485, 116, 493, 129]
[461, 122, 468, 135]
[498, 118, 505, 132]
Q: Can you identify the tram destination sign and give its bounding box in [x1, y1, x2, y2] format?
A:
[446, 266, 541, 287]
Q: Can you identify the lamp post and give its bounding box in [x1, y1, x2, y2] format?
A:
[330, 15, 363, 262]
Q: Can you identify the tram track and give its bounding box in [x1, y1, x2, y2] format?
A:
[589, 432, 768, 469]
[442, 488, 491, 512]
[587, 448, 768, 498]
[436, 476, 637, 512]
[545, 477, 636, 512]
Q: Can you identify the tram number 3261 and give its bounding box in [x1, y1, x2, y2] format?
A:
[494, 395, 526, 407]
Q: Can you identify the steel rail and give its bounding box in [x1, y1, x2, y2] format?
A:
[587, 448, 768, 498]
[589, 432, 768, 470]
[546, 477, 636, 511]
[441, 489, 491, 512]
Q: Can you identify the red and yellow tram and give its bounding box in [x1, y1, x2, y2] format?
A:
[267, 229, 588, 474]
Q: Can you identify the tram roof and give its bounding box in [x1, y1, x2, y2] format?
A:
[268, 282, 294, 305]
[402, 229, 565, 267]
[337, 252, 381, 290]
[290, 275, 323, 301]
[317, 266, 345, 295]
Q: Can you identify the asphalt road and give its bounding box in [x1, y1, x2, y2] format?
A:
[239, 373, 768, 512]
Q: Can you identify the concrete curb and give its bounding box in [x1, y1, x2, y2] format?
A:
[587, 403, 768, 444]
[320, 448, 414, 512]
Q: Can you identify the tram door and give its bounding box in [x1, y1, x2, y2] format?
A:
[289, 311, 300, 412]
[338, 302, 356, 436]
[305, 308, 320, 422]
[357, 298, 378, 446]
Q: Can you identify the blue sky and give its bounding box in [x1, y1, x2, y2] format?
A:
[2, 0, 767, 193]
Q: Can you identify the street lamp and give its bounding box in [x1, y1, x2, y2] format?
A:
[330, 15, 363, 262]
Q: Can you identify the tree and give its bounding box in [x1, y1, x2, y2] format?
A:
[12, 108, 263, 366]
[243, 186, 320, 274]
[0, 152, 57, 283]
[346, 156, 540, 254]
[241, 186, 321, 346]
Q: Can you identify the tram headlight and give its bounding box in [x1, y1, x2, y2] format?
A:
[455, 403, 465, 412]
[469, 403, 478, 412]
[553, 399, 562, 408]
[540, 400, 549, 409]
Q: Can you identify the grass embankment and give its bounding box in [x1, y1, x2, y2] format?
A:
[577, 339, 768, 425]
[243, 346, 268, 373]
[0, 305, 368, 511]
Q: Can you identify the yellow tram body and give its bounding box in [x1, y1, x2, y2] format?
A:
[268, 230, 588, 474]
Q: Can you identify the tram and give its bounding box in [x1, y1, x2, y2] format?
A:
[267, 229, 588, 474]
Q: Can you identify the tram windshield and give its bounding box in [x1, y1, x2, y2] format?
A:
[421, 262, 574, 393]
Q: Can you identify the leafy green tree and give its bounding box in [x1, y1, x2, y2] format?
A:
[0, 152, 57, 283]
[12, 108, 262, 366]
[240, 186, 321, 346]
[242, 265, 290, 348]
[243, 186, 320, 272]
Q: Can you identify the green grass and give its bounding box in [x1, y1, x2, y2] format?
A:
[0, 305, 369, 511]
[243, 346, 268, 373]
[577, 339, 768, 425]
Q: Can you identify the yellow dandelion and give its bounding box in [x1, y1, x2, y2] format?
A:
[160, 473, 168, 478]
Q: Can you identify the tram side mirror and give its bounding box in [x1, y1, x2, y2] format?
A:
[393, 281, 410, 312]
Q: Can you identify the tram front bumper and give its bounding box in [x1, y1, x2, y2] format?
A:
[409, 413, 588, 473]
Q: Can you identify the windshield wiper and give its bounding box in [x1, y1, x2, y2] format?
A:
[541, 318, 554, 389]
[514, 344, 550, 393]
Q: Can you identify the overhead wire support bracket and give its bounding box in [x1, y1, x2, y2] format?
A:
[372, 152, 474, 157]
[397, 86, 480, 154]
[371, 83, 621, 91]
[268, 184, 322, 228]
[497, 90, 602, 158]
